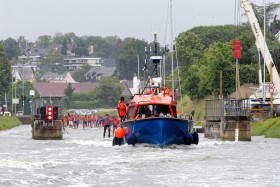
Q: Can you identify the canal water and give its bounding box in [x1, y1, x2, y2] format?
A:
[0, 125, 279, 187]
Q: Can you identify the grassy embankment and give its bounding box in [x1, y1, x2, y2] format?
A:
[251, 118, 280, 138]
[0, 116, 22, 131]
[178, 94, 211, 126]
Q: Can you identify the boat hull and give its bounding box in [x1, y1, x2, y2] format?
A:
[121, 117, 194, 145]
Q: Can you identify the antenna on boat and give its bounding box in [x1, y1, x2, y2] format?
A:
[141, 33, 164, 94]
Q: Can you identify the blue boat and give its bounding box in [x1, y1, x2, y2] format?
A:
[113, 33, 198, 146]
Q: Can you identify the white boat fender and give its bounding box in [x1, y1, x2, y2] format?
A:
[184, 133, 194, 145]
[126, 133, 137, 146]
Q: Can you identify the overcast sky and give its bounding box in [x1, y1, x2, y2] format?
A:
[0, 0, 278, 44]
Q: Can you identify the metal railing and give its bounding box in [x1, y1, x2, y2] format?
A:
[205, 98, 251, 117]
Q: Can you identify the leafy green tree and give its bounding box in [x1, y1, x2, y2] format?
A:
[2, 38, 21, 61]
[234, 30, 256, 65]
[94, 77, 123, 107]
[63, 83, 75, 109]
[182, 42, 236, 100]
[115, 38, 148, 80]
[61, 39, 68, 55]
[203, 42, 236, 96]
[72, 37, 89, 56]
[0, 44, 12, 104]
[17, 36, 28, 54]
[42, 47, 63, 66]
[35, 35, 52, 48]
[239, 64, 259, 84]
[176, 32, 205, 67]
[71, 64, 91, 82]
[186, 25, 248, 48]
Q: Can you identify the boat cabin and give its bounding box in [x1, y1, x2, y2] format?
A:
[126, 95, 177, 120]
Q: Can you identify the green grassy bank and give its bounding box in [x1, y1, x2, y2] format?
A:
[0, 117, 22, 131]
[251, 117, 280, 138]
[178, 95, 208, 126]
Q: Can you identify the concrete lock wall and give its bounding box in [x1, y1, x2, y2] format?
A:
[32, 120, 63, 140]
[220, 120, 251, 141]
[204, 122, 220, 139]
[204, 117, 251, 141]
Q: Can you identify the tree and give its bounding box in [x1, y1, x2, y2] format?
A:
[185, 25, 248, 48]
[0, 44, 12, 104]
[2, 38, 21, 61]
[42, 47, 63, 66]
[71, 64, 91, 82]
[182, 42, 236, 100]
[63, 83, 75, 109]
[115, 38, 148, 80]
[72, 37, 89, 56]
[94, 77, 123, 107]
[176, 32, 205, 67]
[35, 35, 52, 48]
[61, 39, 67, 55]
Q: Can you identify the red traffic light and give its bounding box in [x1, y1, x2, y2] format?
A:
[46, 106, 53, 121]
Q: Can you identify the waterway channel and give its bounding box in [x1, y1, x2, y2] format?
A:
[0, 125, 279, 187]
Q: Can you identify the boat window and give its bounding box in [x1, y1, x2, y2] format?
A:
[136, 104, 170, 117]
[154, 105, 170, 116]
[127, 106, 135, 119]
[137, 105, 152, 116]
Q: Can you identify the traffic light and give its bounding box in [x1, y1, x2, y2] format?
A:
[233, 40, 241, 59]
[40, 107, 46, 120]
[21, 95, 26, 105]
[53, 106, 58, 120]
[46, 106, 53, 122]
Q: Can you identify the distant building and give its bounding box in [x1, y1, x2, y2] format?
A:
[42, 72, 77, 83]
[63, 56, 102, 71]
[84, 66, 116, 82]
[33, 82, 131, 97]
[33, 82, 99, 97]
[12, 65, 37, 82]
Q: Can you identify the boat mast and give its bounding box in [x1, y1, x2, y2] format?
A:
[170, 0, 174, 99]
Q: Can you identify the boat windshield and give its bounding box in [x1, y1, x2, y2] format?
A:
[136, 104, 171, 117]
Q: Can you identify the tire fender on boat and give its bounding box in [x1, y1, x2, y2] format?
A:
[126, 133, 137, 146]
[192, 132, 199, 145]
[184, 133, 194, 145]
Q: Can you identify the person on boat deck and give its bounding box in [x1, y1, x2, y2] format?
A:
[98, 114, 112, 138]
[117, 96, 127, 122]
[160, 84, 172, 97]
[191, 108, 195, 121]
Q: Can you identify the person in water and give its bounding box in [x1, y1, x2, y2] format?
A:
[117, 96, 127, 122]
[98, 114, 112, 138]
[112, 116, 120, 135]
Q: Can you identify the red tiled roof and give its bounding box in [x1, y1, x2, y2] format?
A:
[33, 82, 99, 97]
[34, 82, 132, 97]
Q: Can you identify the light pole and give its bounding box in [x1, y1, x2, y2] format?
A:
[22, 63, 25, 115]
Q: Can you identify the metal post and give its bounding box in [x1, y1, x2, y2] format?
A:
[22, 63, 25, 115]
[11, 71, 13, 115]
[220, 70, 223, 98]
[270, 62, 274, 118]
